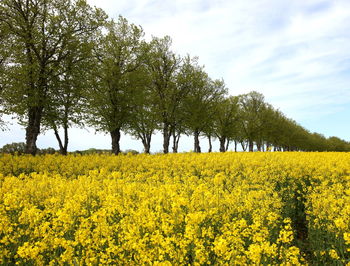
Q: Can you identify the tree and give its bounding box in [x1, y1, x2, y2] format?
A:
[145, 36, 183, 154]
[0, 142, 26, 154]
[229, 118, 245, 152]
[180, 58, 227, 153]
[0, 0, 106, 155]
[238, 91, 267, 152]
[328, 136, 350, 152]
[213, 94, 239, 152]
[41, 9, 103, 155]
[42, 38, 96, 155]
[269, 111, 293, 151]
[87, 16, 146, 155]
[253, 103, 276, 152]
[125, 66, 158, 154]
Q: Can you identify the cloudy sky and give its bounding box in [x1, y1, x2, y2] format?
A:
[2, 0, 350, 152]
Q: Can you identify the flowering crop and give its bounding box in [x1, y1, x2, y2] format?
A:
[0, 152, 349, 265]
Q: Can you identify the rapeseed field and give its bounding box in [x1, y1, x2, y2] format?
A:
[0, 152, 349, 265]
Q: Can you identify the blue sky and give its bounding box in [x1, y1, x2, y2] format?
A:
[2, 0, 350, 152]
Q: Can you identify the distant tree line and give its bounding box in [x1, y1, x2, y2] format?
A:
[0, 0, 349, 155]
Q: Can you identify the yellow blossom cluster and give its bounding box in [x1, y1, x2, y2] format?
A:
[305, 157, 350, 264]
[0, 152, 349, 264]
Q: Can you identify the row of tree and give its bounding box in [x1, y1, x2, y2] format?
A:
[1, 0, 349, 155]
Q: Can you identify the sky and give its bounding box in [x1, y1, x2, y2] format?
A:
[2, 0, 350, 152]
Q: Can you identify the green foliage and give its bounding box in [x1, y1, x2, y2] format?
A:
[37, 147, 57, 155]
[238, 91, 267, 148]
[73, 148, 111, 155]
[212, 95, 240, 151]
[124, 64, 158, 153]
[87, 16, 146, 132]
[0, 142, 56, 155]
[144, 36, 183, 153]
[0, 142, 26, 155]
[181, 57, 227, 136]
[123, 149, 139, 155]
[1, 0, 106, 117]
[0, 0, 107, 154]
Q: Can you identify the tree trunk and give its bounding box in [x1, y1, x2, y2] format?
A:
[241, 141, 247, 151]
[225, 139, 230, 152]
[194, 130, 201, 153]
[53, 126, 68, 155]
[25, 106, 43, 155]
[172, 130, 180, 153]
[110, 128, 121, 155]
[139, 131, 152, 154]
[163, 124, 170, 154]
[266, 143, 271, 152]
[24, 43, 40, 156]
[142, 136, 151, 154]
[175, 133, 180, 152]
[54, 128, 64, 153]
[234, 140, 238, 152]
[63, 125, 68, 154]
[256, 141, 261, 151]
[219, 137, 226, 152]
[143, 141, 150, 154]
[172, 130, 177, 153]
[208, 135, 212, 153]
[248, 140, 254, 152]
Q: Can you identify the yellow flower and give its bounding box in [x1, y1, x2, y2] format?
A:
[329, 249, 340, 260]
[0, 152, 349, 265]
